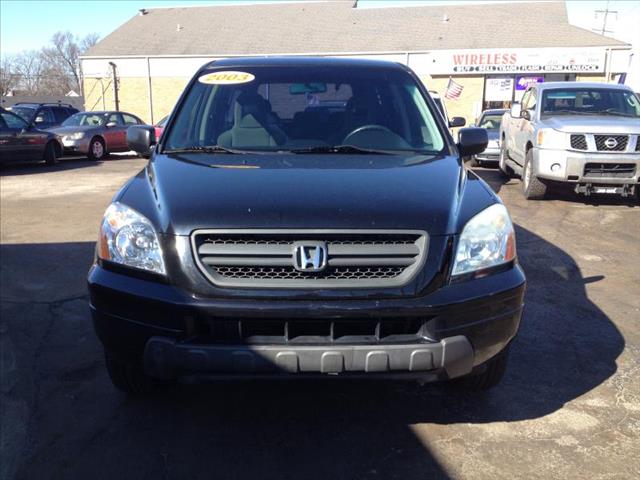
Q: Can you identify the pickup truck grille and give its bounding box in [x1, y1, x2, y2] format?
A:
[594, 135, 628, 152]
[584, 163, 636, 178]
[570, 134, 588, 150]
[192, 230, 428, 289]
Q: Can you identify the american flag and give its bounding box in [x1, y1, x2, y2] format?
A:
[444, 77, 463, 100]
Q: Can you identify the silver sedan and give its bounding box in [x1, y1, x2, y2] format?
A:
[47, 111, 146, 160]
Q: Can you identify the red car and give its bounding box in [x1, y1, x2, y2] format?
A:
[154, 116, 168, 140]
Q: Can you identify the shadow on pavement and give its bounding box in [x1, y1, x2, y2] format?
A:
[473, 167, 639, 207]
[0, 227, 624, 478]
[0, 155, 140, 177]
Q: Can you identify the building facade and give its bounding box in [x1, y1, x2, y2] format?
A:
[80, 1, 632, 125]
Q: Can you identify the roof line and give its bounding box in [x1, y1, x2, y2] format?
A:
[80, 45, 631, 60]
[140, 0, 346, 10]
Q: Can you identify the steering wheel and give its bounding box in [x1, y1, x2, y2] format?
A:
[342, 124, 411, 150]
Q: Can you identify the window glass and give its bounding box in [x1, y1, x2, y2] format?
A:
[107, 113, 123, 125]
[52, 107, 71, 123]
[7, 106, 35, 122]
[166, 66, 446, 154]
[1, 111, 28, 129]
[478, 113, 504, 130]
[541, 88, 640, 117]
[62, 113, 105, 126]
[34, 108, 55, 124]
[122, 114, 139, 125]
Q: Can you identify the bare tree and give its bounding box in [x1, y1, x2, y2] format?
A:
[10, 51, 49, 95]
[0, 56, 19, 96]
[41, 31, 99, 94]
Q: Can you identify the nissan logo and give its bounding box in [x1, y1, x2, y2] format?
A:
[604, 137, 618, 149]
[292, 242, 328, 272]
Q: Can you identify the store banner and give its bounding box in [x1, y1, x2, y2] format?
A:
[410, 48, 606, 75]
[516, 76, 544, 91]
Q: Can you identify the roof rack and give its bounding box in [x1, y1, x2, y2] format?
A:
[12, 102, 77, 108]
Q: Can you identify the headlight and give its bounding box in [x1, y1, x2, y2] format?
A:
[97, 202, 165, 274]
[66, 132, 85, 140]
[536, 129, 566, 149]
[452, 203, 516, 277]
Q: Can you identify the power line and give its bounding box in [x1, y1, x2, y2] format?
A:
[593, 0, 618, 36]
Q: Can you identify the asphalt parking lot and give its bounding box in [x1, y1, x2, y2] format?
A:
[1, 156, 639, 480]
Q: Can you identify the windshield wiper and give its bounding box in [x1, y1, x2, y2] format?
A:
[597, 109, 636, 117]
[163, 145, 244, 155]
[289, 145, 395, 155]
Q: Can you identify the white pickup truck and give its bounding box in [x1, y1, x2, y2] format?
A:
[499, 82, 640, 200]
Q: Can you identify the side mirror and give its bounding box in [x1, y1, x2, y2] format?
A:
[34, 116, 45, 124]
[127, 125, 156, 155]
[449, 116, 466, 128]
[457, 127, 488, 157]
[510, 103, 522, 118]
[522, 110, 532, 121]
[106, 122, 118, 128]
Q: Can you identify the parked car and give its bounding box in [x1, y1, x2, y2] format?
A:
[499, 82, 640, 200]
[429, 90, 466, 129]
[153, 115, 169, 140]
[0, 108, 63, 165]
[88, 57, 525, 395]
[467, 109, 507, 167]
[7, 102, 78, 130]
[47, 111, 145, 160]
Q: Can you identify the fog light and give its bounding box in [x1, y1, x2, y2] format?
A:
[551, 163, 561, 172]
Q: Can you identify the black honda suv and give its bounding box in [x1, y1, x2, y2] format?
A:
[88, 57, 525, 394]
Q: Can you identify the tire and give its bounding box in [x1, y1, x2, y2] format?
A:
[43, 141, 58, 165]
[454, 346, 510, 392]
[498, 142, 512, 178]
[88, 137, 106, 161]
[104, 350, 167, 394]
[522, 149, 548, 200]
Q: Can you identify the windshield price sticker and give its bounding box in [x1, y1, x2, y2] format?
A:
[198, 71, 255, 85]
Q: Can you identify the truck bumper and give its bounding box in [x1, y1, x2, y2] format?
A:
[88, 264, 525, 382]
[532, 147, 640, 185]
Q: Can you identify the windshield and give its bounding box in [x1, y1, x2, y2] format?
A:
[62, 113, 106, 127]
[165, 66, 446, 154]
[541, 88, 640, 117]
[8, 106, 35, 121]
[478, 113, 504, 130]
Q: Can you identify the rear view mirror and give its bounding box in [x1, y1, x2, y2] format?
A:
[127, 125, 156, 155]
[457, 127, 488, 157]
[289, 83, 327, 95]
[510, 103, 522, 118]
[449, 116, 466, 128]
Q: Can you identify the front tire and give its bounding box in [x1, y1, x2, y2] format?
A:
[104, 350, 167, 395]
[88, 137, 106, 161]
[454, 346, 510, 391]
[522, 149, 548, 200]
[43, 141, 58, 165]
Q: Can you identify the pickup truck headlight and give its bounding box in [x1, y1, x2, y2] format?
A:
[65, 132, 85, 140]
[452, 203, 516, 277]
[97, 202, 166, 275]
[536, 129, 566, 149]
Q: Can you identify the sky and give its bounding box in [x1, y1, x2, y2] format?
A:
[1, 0, 639, 57]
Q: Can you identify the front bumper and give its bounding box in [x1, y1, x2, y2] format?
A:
[88, 264, 525, 381]
[61, 137, 90, 155]
[532, 147, 640, 185]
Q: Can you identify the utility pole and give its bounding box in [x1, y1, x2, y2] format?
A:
[108, 61, 119, 111]
[593, 0, 617, 36]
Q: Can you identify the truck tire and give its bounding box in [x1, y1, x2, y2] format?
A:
[105, 350, 169, 394]
[522, 149, 548, 200]
[498, 143, 512, 178]
[454, 345, 510, 391]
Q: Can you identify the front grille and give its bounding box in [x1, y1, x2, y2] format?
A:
[199, 316, 431, 345]
[584, 163, 636, 178]
[594, 135, 628, 152]
[570, 134, 587, 150]
[192, 230, 428, 288]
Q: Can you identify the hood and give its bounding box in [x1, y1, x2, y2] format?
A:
[486, 130, 500, 142]
[544, 115, 640, 134]
[124, 153, 487, 236]
[46, 125, 99, 134]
